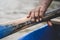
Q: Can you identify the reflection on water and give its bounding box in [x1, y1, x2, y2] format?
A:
[0, 0, 60, 22]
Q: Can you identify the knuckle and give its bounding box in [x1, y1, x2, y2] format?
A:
[39, 13, 43, 16]
[31, 14, 35, 18]
[39, 14, 43, 18]
[40, 10, 45, 13]
[35, 10, 38, 12]
[35, 13, 38, 15]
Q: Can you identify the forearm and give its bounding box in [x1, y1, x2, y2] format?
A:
[40, 0, 53, 9]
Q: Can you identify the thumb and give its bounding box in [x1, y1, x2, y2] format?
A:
[47, 20, 52, 26]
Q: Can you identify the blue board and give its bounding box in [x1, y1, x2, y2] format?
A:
[19, 24, 56, 40]
[0, 25, 14, 39]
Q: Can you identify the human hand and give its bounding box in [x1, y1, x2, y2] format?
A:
[27, 6, 52, 26]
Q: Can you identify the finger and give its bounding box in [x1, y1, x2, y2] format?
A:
[39, 8, 45, 21]
[31, 10, 35, 22]
[39, 11, 44, 21]
[34, 8, 40, 22]
[47, 20, 52, 26]
[40, 9, 45, 17]
[27, 11, 32, 18]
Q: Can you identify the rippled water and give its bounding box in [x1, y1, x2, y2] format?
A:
[0, 0, 60, 22]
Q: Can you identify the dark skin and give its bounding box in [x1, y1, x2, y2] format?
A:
[27, 0, 53, 26]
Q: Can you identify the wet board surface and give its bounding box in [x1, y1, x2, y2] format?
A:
[1, 23, 46, 40]
[1, 11, 59, 36]
[0, 17, 60, 40]
[51, 17, 60, 23]
[0, 8, 59, 39]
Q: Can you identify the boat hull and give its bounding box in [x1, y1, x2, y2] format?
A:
[19, 24, 56, 40]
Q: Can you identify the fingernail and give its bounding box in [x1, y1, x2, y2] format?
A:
[31, 18, 34, 22]
[36, 19, 39, 22]
[40, 18, 42, 21]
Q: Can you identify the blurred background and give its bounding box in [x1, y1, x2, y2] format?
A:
[0, 0, 60, 23]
